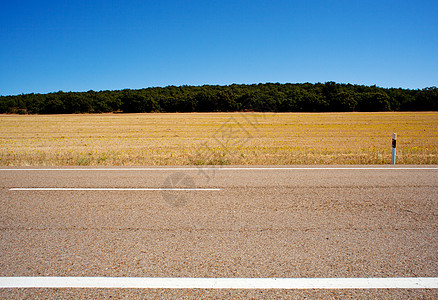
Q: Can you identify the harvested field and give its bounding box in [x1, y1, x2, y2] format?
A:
[0, 112, 437, 165]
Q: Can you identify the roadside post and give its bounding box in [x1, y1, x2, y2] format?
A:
[391, 133, 397, 165]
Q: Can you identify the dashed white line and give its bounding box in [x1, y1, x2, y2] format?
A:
[0, 277, 437, 289]
[9, 188, 221, 191]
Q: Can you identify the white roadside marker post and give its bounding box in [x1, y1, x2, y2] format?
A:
[391, 133, 397, 165]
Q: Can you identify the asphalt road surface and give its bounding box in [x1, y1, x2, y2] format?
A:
[0, 166, 437, 299]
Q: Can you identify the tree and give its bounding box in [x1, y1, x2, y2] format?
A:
[358, 92, 391, 111]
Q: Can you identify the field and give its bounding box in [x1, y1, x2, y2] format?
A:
[0, 112, 437, 166]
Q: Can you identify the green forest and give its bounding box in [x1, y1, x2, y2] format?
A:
[1, 82, 437, 114]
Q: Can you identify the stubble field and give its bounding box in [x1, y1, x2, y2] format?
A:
[0, 112, 437, 166]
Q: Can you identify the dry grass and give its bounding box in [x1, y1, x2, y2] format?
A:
[0, 112, 437, 166]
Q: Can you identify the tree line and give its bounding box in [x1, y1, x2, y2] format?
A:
[1, 82, 437, 114]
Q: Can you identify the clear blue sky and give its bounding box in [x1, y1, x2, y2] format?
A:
[1, 0, 437, 96]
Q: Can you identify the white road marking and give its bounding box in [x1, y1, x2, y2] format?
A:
[9, 188, 221, 191]
[0, 277, 437, 289]
[0, 167, 437, 171]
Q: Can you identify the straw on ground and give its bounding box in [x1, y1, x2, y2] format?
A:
[0, 112, 437, 166]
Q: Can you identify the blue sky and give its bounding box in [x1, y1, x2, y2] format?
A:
[1, 0, 437, 96]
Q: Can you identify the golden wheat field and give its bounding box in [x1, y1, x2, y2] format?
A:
[0, 112, 437, 166]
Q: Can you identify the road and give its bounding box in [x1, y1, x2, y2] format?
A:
[0, 166, 437, 298]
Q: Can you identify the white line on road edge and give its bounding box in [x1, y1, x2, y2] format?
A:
[9, 188, 221, 191]
[0, 167, 437, 171]
[0, 277, 437, 289]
